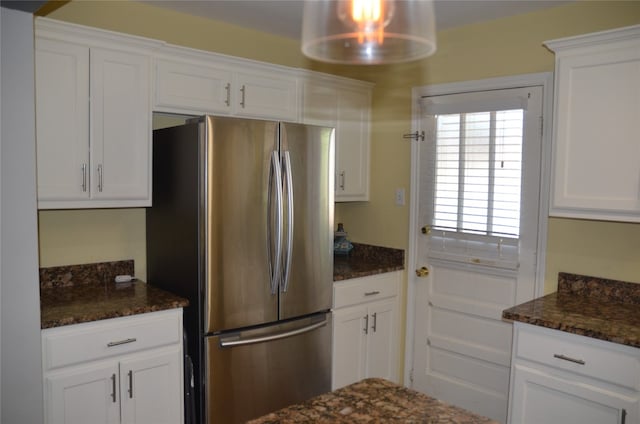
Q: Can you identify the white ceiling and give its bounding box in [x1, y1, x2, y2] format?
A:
[139, 0, 573, 40]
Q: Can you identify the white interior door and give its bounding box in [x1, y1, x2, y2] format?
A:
[408, 82, 546, 423]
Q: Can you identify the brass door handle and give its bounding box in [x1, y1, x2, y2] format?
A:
[421, 225, 431, 235]
[415, 267, 429, 277]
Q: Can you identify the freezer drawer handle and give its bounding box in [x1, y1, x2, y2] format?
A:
[219, 320, 327, 348]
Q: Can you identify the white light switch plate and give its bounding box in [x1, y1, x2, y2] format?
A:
[395, 188, 405, 206]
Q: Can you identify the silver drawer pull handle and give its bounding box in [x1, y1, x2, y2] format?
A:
[553, 353, 585, 365]
[107, 338, 137, 347]
[364, 291, 380, 296]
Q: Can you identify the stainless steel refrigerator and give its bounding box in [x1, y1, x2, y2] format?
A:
[146, 115, 334, 424]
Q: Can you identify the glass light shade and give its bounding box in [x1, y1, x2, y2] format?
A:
[301, 0, 437, 65]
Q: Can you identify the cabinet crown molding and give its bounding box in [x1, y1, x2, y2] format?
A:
[544, 24, 640, 52]
[35, 17, 164, 53]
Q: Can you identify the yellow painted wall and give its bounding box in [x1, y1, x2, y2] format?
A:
[38, 209, 147, 279]
[38, 1, 640, 296]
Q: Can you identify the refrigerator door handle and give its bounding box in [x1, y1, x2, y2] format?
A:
[281, 151, 294, 293]
[219, 319, 327, 348]
[268, 151, 284, 295]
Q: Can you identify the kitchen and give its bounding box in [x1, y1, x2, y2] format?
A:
[2, 1, 640, 424]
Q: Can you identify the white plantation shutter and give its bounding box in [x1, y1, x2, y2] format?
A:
[421, 89, 529, 269]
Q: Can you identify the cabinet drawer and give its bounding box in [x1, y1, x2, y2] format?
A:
[334, 272, 399, 309]
[515, 323, 640, 390]
[42, 309, 182, 371]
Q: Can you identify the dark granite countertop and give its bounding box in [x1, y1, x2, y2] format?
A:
[503, 272, 640, 348]
[333, 243, 404, 281]
[248, 378, 497, 423]
[39, 260, 188, 329]
[41, 245, 403, 330]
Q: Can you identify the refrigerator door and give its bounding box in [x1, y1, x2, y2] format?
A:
[203, 116, 280, 333]
[278, 123, 335, 320]
[205, 313, 332, 424]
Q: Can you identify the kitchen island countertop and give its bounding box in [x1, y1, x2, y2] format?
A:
[247, 378, 497, 423]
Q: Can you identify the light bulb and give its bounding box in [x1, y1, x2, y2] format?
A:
[338, 0, 395, 44]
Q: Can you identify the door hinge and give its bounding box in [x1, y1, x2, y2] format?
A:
[409, 368, 414, 384]
[403, 131, 425, 142]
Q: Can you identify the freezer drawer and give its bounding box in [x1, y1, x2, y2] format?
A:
[205, 313, 332, 424]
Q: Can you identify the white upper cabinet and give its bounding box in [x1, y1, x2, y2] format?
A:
[154, 47, 299, 122]
[35, 18, 375, 209]
[234, 70, 298, 121]
[35, 18, 160, 209]
[154, 54, 234, 116]
[546, 25, 640, 222]
[302, 73, 372, 201]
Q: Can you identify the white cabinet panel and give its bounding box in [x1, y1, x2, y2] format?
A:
[546, 25, 640, 222]
[119, 346, 183, 424]
[35, 38, 90, 203]
[366, 298, 397, 381]
[511, 365, 637, 424]
[235, 71, 298, 121]
[332, 271, 400, 390]
[155, 58, 233, 115]
[336, 87, 371, 201]
[90, 48, 151, 203]
[302, 74, 372, 202]
[332, 305, 368, 389]
[46, 362, 120, 424]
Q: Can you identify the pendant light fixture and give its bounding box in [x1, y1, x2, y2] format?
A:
[301, 0, 437, 65]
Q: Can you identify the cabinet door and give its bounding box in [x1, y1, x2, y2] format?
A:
[119, 346, 183, 424]
[549, 34, 640, 221]
[302, 82, 339, 126]
[90, 47, 151, 206]
[234, 71, 298, 121]
[365, 298, 398, 382]
[154, 58, 233, 115]
[45, 362, 120, 424]
[336, 88, 371, 201]
[35, 38, 90, 205]
[332, 305, 368, 390]
[510, 364, 638, 424]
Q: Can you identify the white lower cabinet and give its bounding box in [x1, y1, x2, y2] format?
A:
[332, 271, 400, 390]
[508, 322, 640, 424]
[42, 309, 184, 424]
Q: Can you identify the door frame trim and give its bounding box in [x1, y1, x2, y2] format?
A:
[404, 72, 554, 385]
